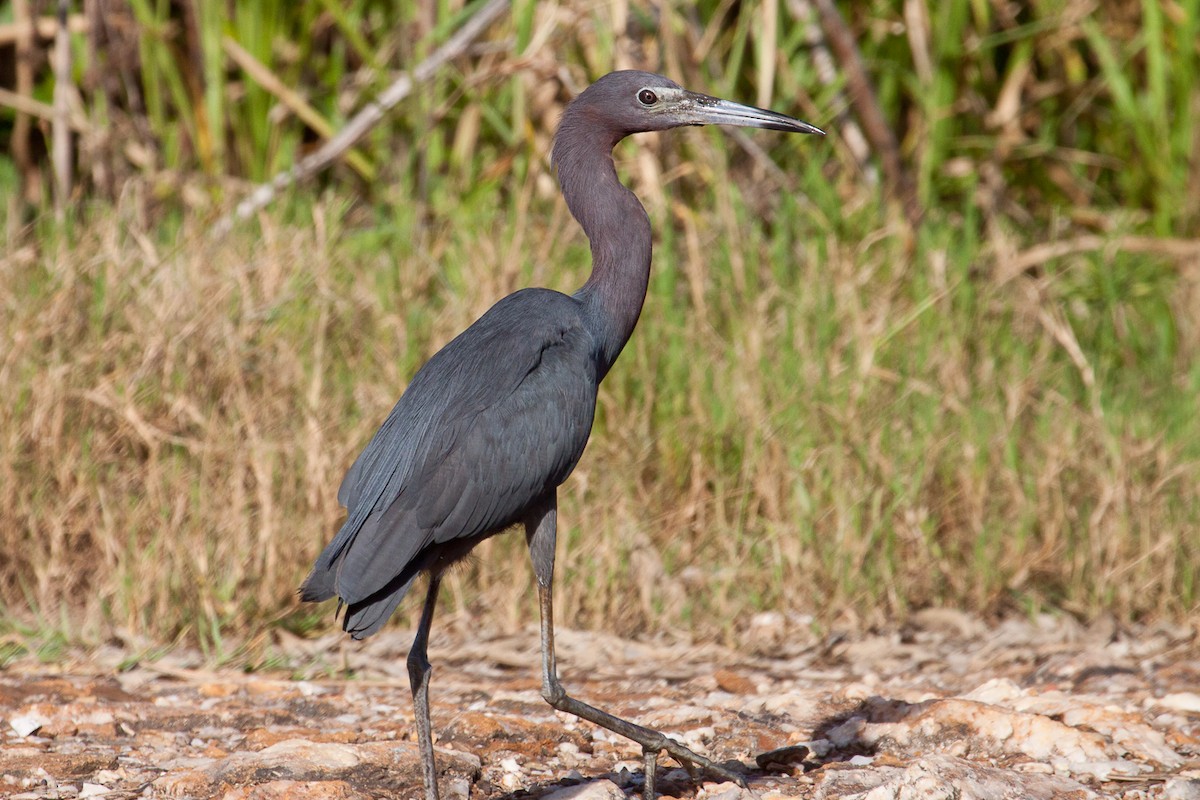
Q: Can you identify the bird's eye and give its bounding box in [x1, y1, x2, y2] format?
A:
[637, 89, 658, 106]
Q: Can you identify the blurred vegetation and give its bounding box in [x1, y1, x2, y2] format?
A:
[0, 0, 1197, 660]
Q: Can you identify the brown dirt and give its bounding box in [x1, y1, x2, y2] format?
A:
[2, 612, 1198, 799]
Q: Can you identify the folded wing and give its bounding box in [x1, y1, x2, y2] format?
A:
[301, 289, 598, 637]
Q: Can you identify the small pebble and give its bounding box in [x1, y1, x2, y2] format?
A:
[9, 715, 45, 737]
[1164, 778, 1200, 800]
[697, 781, 745, 800]
[681, 726, 714, 751]
[445, 777, 472, 800]
[543, 779, 626, 800]
[805, 739, 833, 757]
[1159, 693, 1200, 713]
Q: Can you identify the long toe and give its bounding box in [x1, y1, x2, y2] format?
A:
[700, 761, 747, 788]
[659, 738, 746, 787]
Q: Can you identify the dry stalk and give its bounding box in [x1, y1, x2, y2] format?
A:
[213, 0, 511, 236]
[52, 0, 72, 218]
[998, 235, 1200, 285]
[221, 36, 375, 182]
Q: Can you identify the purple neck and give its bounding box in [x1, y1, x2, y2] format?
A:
[553, 117, 653, 379]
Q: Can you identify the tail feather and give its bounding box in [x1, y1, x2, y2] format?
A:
[343, 572, 419, 639]
[299, 563, 337, 603]
[300, 555, 421, 641]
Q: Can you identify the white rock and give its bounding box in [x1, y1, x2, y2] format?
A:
[9, 714, 47, 737]
[825, 715, 866, 748]
[445, 777, 473, 800]
[752, 690, 829, 718]
[1053, 759, 1148, 781]
[251, 738, 363, 770]
[1059, 704, 1184, 767]
[1158, 693, 1200, 713]
[681, 726, 715, 751]
[697, 780, 750, 800]
[542, 779, 626, 800]
[806, 739, 834, 757]
[1163, 778, 1200, 800]
[815, 754, 1097, 800]
[78, 711, 115, 726]
[79, 784, 109, 798]
[962, 678, 1024, 705]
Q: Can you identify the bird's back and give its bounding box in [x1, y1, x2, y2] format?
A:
[302, 288, 599, 637]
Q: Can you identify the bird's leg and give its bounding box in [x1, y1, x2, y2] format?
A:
[407, 573, 443, 800]
[644, 747, 658, 799]
[525, 500, 745, 799]
[533, 583, 746, 795]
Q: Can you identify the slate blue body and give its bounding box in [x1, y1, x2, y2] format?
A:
[298, 69, 823, 800]
[301, 288, 598, 637]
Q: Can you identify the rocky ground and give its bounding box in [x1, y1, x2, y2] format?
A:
[2, 610, 1199, 800]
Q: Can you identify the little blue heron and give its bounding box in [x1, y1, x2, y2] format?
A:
[301, 70, 823, 800]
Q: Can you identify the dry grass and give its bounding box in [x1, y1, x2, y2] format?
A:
[2, 171, 1197, 655]
[2, 1, 1199, 658]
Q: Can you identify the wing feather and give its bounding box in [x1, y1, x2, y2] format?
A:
[302, 289, 597, 620]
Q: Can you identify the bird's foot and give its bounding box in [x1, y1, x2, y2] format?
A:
[647, 735, 746, 796]
[536, 679, 747, 798]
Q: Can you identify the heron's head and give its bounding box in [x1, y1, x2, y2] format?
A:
[568, 70, 825, 138]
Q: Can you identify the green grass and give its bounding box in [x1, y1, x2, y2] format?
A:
[12, 160, 1197, 652]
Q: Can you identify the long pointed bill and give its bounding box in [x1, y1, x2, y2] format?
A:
[682, 92, 825, 135]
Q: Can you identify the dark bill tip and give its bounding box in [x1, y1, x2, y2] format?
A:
[686, 93, 825, 136]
